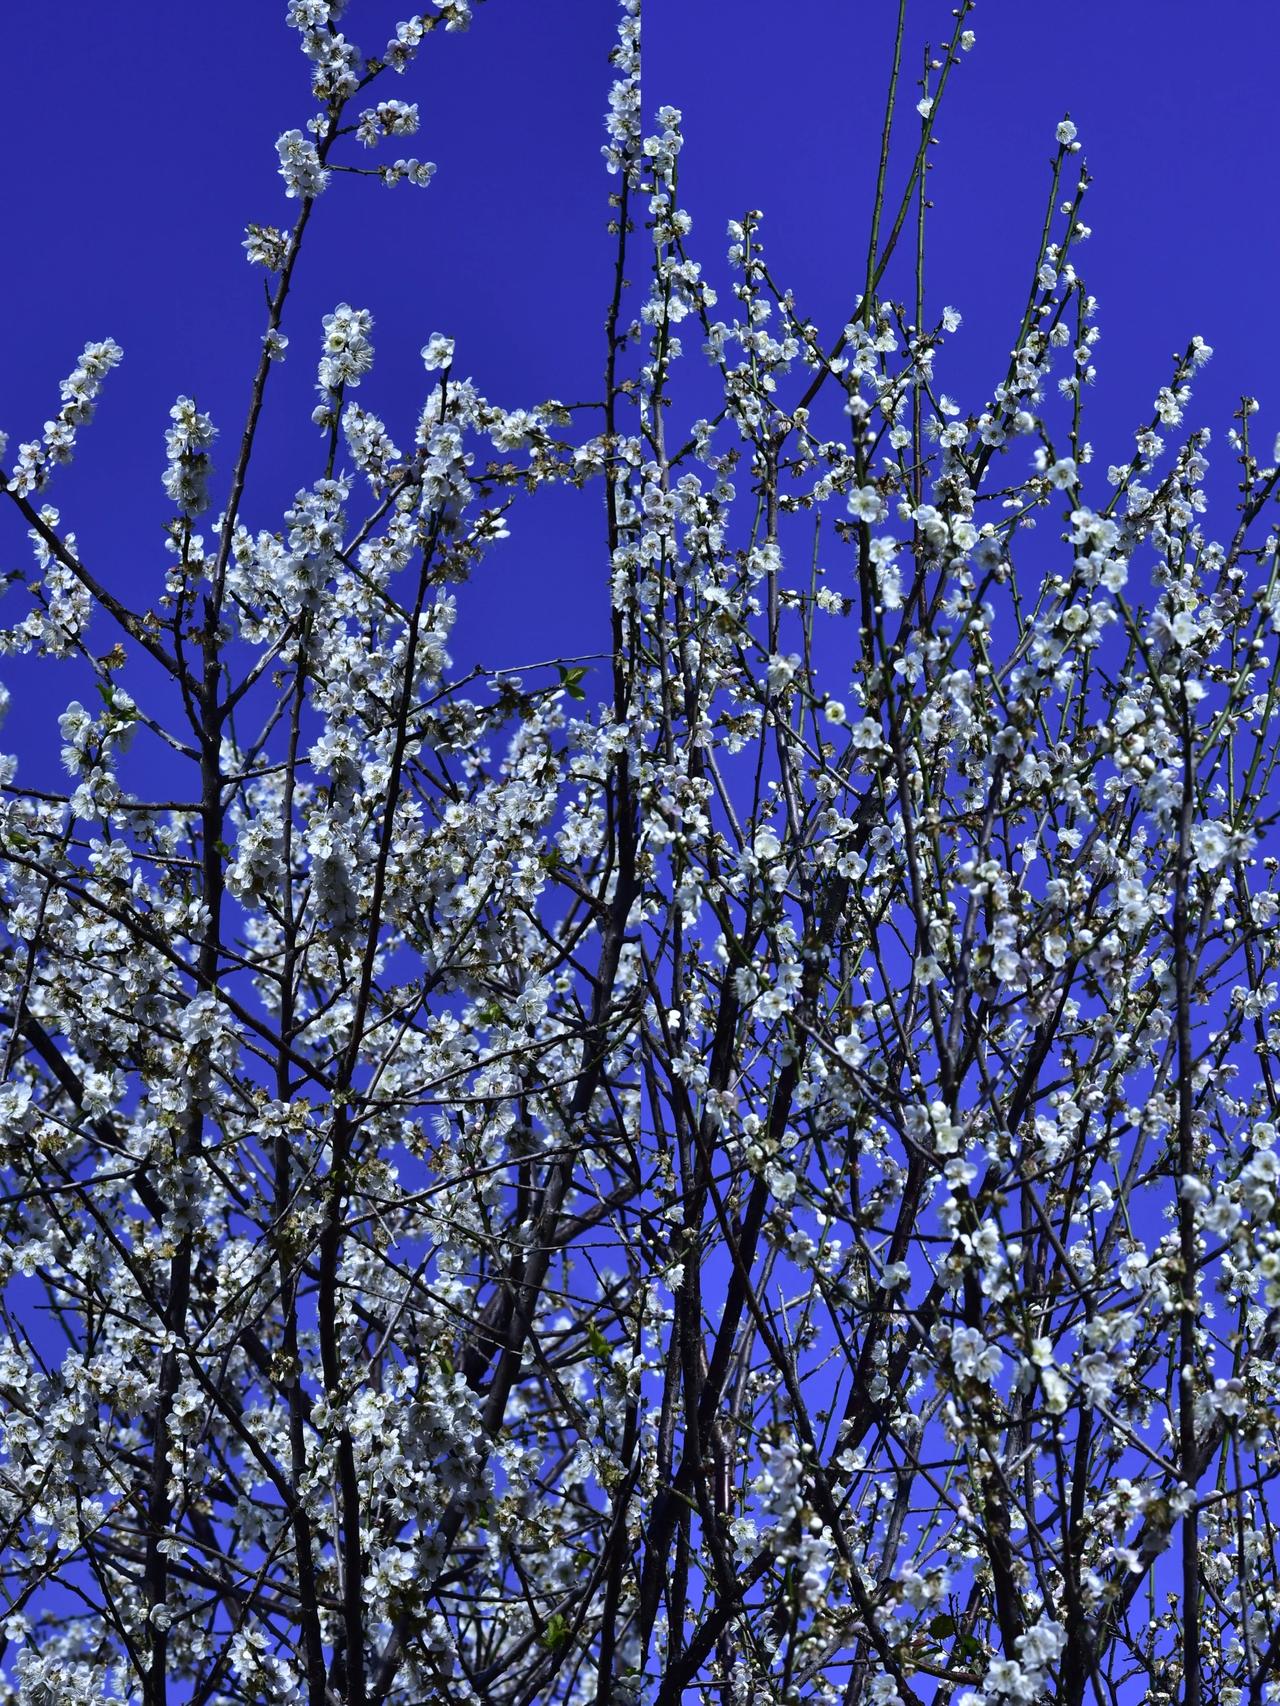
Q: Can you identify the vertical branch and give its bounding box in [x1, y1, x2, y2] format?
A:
[143, 455, 235, 1706]
[320, 526, 443, 1706]
[1173, 687, 1202, 1706]
[273, 648, 328, 1706]
[863, 0, 909, 322]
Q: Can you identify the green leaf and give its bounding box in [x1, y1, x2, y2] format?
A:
[928, 1614, 957, 1639]
[586, 1320, 610, 1359]
[539, 1613, 569, 1651]
[557, 665, 588, 701]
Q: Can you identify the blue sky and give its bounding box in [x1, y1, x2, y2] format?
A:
[2, 0, 1277, 773]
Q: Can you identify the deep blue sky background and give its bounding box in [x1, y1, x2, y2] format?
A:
[2, 0, 1277, 778]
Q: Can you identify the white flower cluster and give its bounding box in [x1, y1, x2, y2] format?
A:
[4, 338, 123, 497]
[380, 156, 436, 189]
[356, 98, 420, 146]
[242, 222, 288, 269]
[602, 0, 641, 178]
[948, 1323, 1004, 1385]
[275, 127, 327, 200]
[161, 395, 217, 516]
[342, 401, 402, 489]
[747, 1438, 833, 1600]
[312, 302, 374, 428]
[959, 1618, 1068, 1706]
[287, 0, 360, 103]
[379, 5, 473, 76]
[285, 0, 345, 27]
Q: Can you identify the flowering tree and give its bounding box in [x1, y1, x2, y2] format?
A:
[3, 3, 1280, 1705]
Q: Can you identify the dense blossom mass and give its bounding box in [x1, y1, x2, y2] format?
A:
[1, 3, 1280, 1706]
